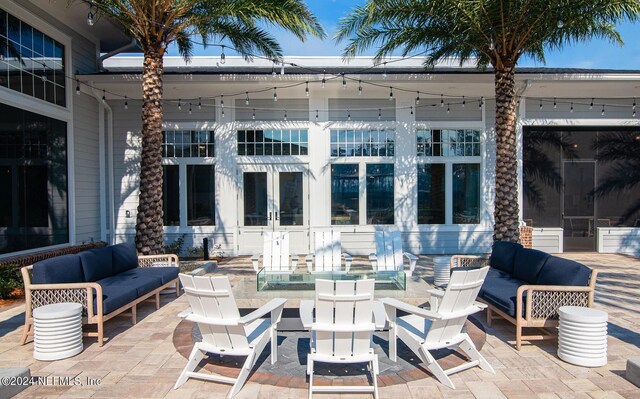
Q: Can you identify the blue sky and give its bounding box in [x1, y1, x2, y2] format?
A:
[174, 0, 640, 70]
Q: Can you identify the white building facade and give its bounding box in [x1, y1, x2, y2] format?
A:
[1, 0, 639, 258]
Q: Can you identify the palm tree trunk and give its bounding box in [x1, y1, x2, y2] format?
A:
[493, 66, 520, 243]
[136, 47, 165, 255]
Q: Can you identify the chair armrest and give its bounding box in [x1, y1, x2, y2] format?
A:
[517, 284, 593, 321]
[428, 288, 444, 311]
[239, 298, 287, 325]
[369, 254, 378, 271]
[299, 300, 314, 329]
[403, 252, 418, 275]
[380, 297, 442, 320]
[305, 254, 314, 273]
[251, 254, 261, 273]
[342, 253, 352, 273]
[138, 254, 179, 268]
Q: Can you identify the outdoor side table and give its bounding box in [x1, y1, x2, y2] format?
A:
[558, 306, 608, 367]
[433, 256, 451, 288]
[33, 303, 83, 361]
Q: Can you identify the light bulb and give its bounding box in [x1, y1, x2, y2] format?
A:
[382, 62, 387, 78]
[415, 92, 420, 105]
[462, 96, 466, 107]
[273, 87, 277, 102]
[252, 109, 256, 120]
[305, 82, 309, 97]
[87, 11, 94, 26]
[389, 87, 393, 100]
[198, 98, 202, 110]
[220, 45, 225, 64]
[358, 81, 362, 95]
[220, 95, 224, 108]
[245, 92, 250, 105]
[124, 96, 128, 109]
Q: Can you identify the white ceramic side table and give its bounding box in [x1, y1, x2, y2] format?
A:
[433, 256, 451, 288]
[558, 306, 608, 367]
[33, 303, 83, 361]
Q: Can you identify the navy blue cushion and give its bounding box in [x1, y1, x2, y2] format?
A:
[32, 254, 84, 284]
[94, 284, 138, 315]
[120, 267, 179, 285]
[478, 268, 511, 297]
[513, 248, 551, 284]
[112, 242, 138, 275]
[479, 272, 526, 317]
[97, 274, 161, 298]
[489, 241, 523, 275]
[536, 256, 592, 287]
[79, 246, 114, 282]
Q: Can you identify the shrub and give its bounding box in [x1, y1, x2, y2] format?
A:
[0, 264, 23, 299]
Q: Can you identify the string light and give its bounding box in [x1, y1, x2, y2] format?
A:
[410, 106, 414, 115]
[220, 95, 224, 108]
[178, 99, 181, 110]
[315, 109, 319, 122]
[415, 91, 420, 105]
[601, 105, 605, 116]
[590, 98, 594, 109]
[347, 110, 351, 121]
[75, 80, 80, 95]
[252, 109, 256, 120]
[378, 109, 382, 120]
[188, 103, 192, 114]
[284, 110, 287, 121]
[220, 45, 225, 64]
[342, 73, 346, 89]
[101, 89, 106, 103]
[198, 97, 202, 110]
[389, 87, 393, 100]
[462, 96, 466, 107]
[440, 94, 444, 107]
[633, 97, 637, 110]
[245, 92, 250, 105]
[305, 82, 309, 97]
[553, 97, 557, 109]
[447, 104, 450, 114]
[358, 80, 362, 95]
[570, 102, 574, 113]
[382, 62, 387, 78]
[87, 2, 96, 26]
[124, 96, 128, 109]
[221, 108, 225, 118]
[479, 97, 484, 109]
[321, 71, 326, 88]
[273, 87, 278, 101]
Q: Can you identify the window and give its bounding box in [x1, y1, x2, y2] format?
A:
[417, 129, 480, 157]
[330, 129, 395, 157]
[162, 130, 214, 157]
[453, 164, 480, 224]
[237, 129, 308, 156]
[0, 103, 68, 254]
[187, 165, 215, 226]
[417, 164, 445, 224]
[331, 164, 359, 225]
[162, 165, 179, 226]
[0, 8, 66, 106]
[366, 164, 394, 224]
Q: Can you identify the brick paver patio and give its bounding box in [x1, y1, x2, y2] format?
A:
[0, 253, 639, 398]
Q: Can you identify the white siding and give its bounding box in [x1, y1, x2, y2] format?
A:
[328, 98, 396, 121]
[235, 99, 308, 121]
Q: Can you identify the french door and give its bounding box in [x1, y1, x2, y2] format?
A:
[562, 161, 596, 251]
[237, 164, 309, 255]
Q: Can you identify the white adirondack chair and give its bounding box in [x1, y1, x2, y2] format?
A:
[380, 267, 493, 389]
[369, 230, 418, 276]
[305, 230, 352, 273]
[174, 274, 287, 398]
[307, 279, 379, 398]
[251, 231, 299, 273]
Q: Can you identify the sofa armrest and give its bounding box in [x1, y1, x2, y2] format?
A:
[450, 255, 489, 268]
[138, 254, 179, 268]
[516, 284, 594, 321]
[25, 282, 102, 320]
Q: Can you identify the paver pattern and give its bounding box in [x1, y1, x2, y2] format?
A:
[0, 253, 638, 398]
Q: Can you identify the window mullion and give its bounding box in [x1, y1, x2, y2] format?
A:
[445, 162, 453, 225]
[179, 162, 188, 228]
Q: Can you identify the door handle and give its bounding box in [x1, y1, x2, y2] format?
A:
[269, 212, 272, 221]
[275, 212, 279, 221]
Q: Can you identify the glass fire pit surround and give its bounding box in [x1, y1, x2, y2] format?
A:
[256, 269, 406, 291]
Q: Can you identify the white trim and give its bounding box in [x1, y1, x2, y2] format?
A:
[522, 118, 640, 127]
[98, 103, 106, 242]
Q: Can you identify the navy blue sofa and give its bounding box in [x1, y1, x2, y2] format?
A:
[21, 242, 179, 346]
[454, 242, 597, 350]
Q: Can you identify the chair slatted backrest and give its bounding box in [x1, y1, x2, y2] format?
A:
[314, 279, 375, 357]
[313, 231, 342, 272]
[424, 267, 489, 345]
[375, 230, 403, 271]
[263, 231, 290, 272]
[179, 274, 249, 351]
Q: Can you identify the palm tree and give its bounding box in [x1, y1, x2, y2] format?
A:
[336, 0, 639, 243]
[88, 0, 325, 254]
